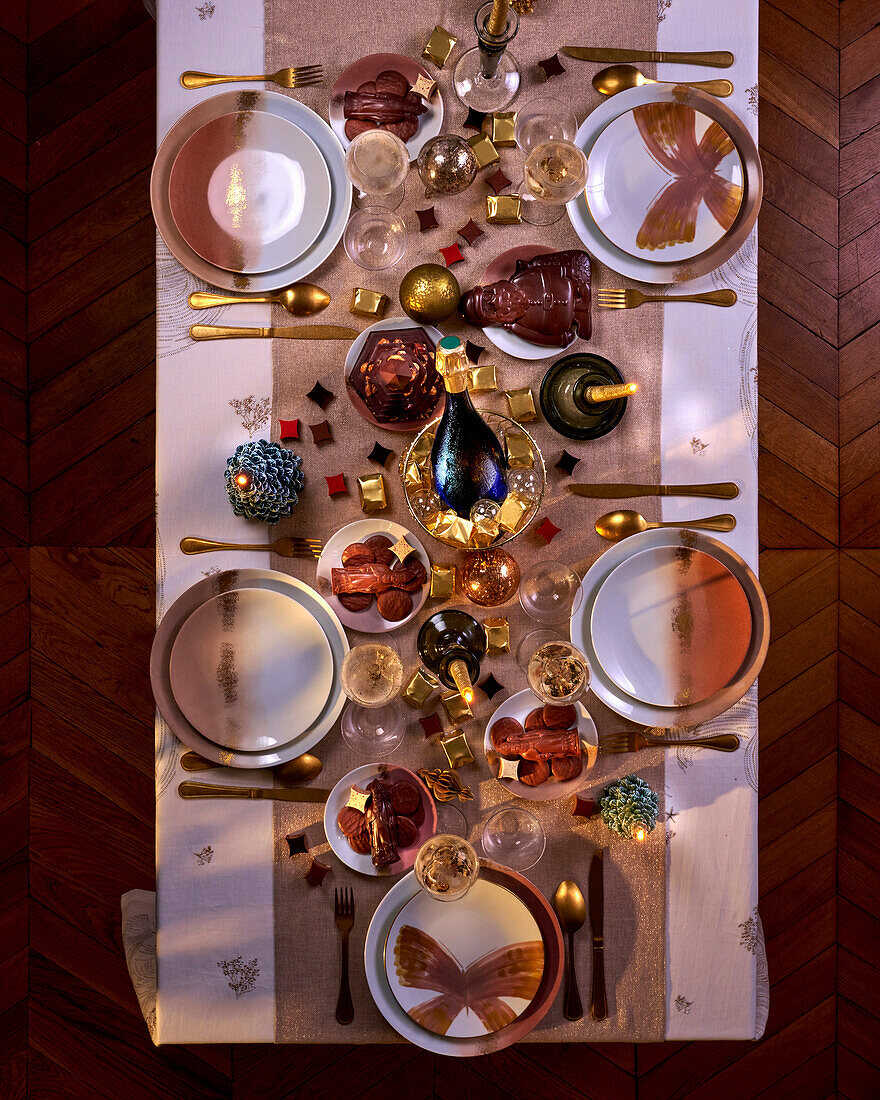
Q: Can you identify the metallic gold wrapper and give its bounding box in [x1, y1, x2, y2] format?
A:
[504, 431, 535, 468]
[422, 25, 457, 68]
[429, 564, 457, 598]
[468, 364, 497, 392]
[427, 510, 475, 547]
[497, 491, 530, 532]
[349, 287, 388, 319]
[409, 431, 434, 465]
[410, 73, 437, 99]
[486, 194, 523, 224]
[402, 457, 429, 490]
[439, 728, 475, 768]
[483, 616, 510, 655]
[488, 111, 517, 147]
[467, 132, 500, 169]
[356, 473, 387, 514]
[401, 666, 440, 709]
[468, 520, 499, 548]
[505, 386, 537, 422]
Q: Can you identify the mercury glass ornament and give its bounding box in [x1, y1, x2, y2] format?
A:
[507, 467, 542, 501]
[469, 498, 501, 525]
[399, 263, 461, 324]
[461, 547, 520, 607]
[411, 486, 443, 522]
[417, 135, 479, 198]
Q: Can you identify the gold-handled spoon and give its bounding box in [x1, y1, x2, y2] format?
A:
[595, 509, 736, 542]
[593, 63, 733, 98]
[553, 880, 587, 1021]
[188, 283, 331, 316]
[180, 750, 323, 786]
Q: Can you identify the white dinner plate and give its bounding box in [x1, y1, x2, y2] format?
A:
[168, 587, 334, 751]
[591, 546, 753, 708]
[150, 569, 348, 768]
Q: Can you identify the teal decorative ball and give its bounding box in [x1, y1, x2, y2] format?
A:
[597, 774, 659, 840]
[225, 439, 304, 524]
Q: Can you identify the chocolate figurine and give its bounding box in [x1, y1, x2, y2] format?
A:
[459, 249, 592, 348]
[365, 778, 400, 868]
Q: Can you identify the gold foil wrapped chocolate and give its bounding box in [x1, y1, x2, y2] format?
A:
[349, 287, 388, 319]
[468, 364, 497, 393]
[504, 431, 535, 468]
[505, 386, 537, 422]
[430, 564, 457, 598]
[409, 431, 434, 465]
[401, 666, 440, 709]
[486, 194, 523, 224]
[467, 132, 500, 169]
[426, 509, 475, 548]
[422, 25, 457, 68]
[497, 491, 530, 533]
[410, 73, 437, 99]
[357, 473, 387, 514]
[487, 111, 517, 147]
[483, 616, 510, 655]
[441, 690, 473, 724]
[402, 456, 429, 490]
[468, 518, 499, 548]
[417, 768, 474, 802]
[439, 728, 475, 768]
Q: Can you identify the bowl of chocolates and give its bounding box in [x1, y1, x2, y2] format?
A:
[316, 519, 430, 632]
[484, 689, 598, 802]
[325, 763, 438, 876]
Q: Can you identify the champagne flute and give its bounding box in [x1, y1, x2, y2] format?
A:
[339, 643, 406, 757]
[519, 139, 587, 225]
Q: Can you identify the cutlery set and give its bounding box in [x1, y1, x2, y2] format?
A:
[553, 855, 607, 1023]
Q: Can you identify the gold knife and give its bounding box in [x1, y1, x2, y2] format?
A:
[588, 849, 608, 1021]
[568, 481, 739, 499]
[178, 781, 329, 801]
[190, 324, 359, 341]
[563, 46, 734, 68]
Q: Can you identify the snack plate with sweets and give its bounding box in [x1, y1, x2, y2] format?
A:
[316, 519, 431, 632]
[325, 763, 438, 876]
[484, 689, 598, 802]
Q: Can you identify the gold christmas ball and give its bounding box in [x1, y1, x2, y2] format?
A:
[399, 263, 461, 324]
[461, 548, 521, 607]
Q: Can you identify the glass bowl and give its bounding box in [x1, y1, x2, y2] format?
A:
[400, 410, 546, 549]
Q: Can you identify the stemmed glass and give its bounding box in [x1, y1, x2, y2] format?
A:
[339, 643, 405, 757]
[526, 639, 591, 706]
[343, 208, 407, 270]
[514, 98, 579, 155]
[415, 835, 480, 901]
[344, 129, 410, 209]
[453, 0, 521, 112]
[519, 138, 587, 225]
[481, 807, 546, 870]
[519, 559, 582, 624]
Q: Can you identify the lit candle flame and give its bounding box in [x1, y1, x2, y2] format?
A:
[234, 468, 252, 491]
[633, 825, 646, 842]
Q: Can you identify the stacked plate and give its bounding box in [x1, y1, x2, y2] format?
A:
[571, 530, 769, 727]
[150, 569, 349, 768]
[567, 85, 762, 283]
[151, 91, 351, 292]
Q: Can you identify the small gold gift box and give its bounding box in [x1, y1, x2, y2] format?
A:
[486, 194, 522, 224]
[357, 473, 387, 514]
[422, 25, 457, 68]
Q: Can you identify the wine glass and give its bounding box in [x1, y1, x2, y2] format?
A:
[453, 1, 521, 112]
[481, 807, 545, 870]
[519, 560, 582, 624]
[526, 639, 591, 706]
[343, 207, 407, 270]
[344, 129, 410, 209]
[516, 627, 564, 672]
[415, 835, 480, 901]
[519, 138, 587, 225]
[339, 643, 406, 757]
[514, 98, 578, 155]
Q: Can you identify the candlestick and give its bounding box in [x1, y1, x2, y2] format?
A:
[486, 0, 509, 35]
[453, 0, 522, 112]
[583, 382, 639, 404]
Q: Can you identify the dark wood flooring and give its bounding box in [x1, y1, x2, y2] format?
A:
[1, 0, 879, 1095]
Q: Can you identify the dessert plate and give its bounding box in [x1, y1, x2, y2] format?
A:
[585, 104, 743, 264]
[324, 763, 436, 877]
[365, 861, 563, 1054]
[591, 545, 753, 707]
[168, 111, 331, 274]
[316, 518, 431, 633]
[150, 569, 348, 768]
[483, 689, 598, 802]
[168, 587, 334, 752]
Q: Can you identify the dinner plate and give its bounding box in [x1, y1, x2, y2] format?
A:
[168, 110, 331, 274]
[591, 546, 753, 708]
[365, 861, 563, 1055]
[567, 85, 762, 284]
[570, 529, 768, 727]
[324, 763, 437, 876]
[168, 587, 334, 751]
[151, 569, 348, 768]
[316, 519, 431, 633]
[585, 104, 744, 264]
[329, 52, 444, 160]
[151, 91, 351, 293]
[483, 689, 598, 802]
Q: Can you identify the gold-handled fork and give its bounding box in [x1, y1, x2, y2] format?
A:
[334, 888, 355, 1026]
[597, 288, 737, 310]
[599, 730, 740, 754]
[180, 535, 322, 559]
[180, 65, 323, 90]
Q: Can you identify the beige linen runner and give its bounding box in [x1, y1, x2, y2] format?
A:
[266, 0, 666, 1041]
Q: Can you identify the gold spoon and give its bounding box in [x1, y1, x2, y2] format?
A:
[180, 750, 323, 786]
[188, 283, 331, 316]
[593, 64, 733, 98]
[553, 880, 587, 1021]
[596, 509, 736, 541]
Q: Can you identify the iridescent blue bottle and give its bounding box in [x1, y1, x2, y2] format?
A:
[430, 336, 507, 518]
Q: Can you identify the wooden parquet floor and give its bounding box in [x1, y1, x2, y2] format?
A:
[1, 0, 878, 1096]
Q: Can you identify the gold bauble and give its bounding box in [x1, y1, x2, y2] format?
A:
[461, 548, 521, 607]
[399, 263, 461, 324]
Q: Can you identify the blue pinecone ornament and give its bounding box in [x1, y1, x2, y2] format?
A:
[597, 774, 659, 840]
[225, 439, 305, 524]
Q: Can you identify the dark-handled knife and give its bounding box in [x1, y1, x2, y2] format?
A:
[563, 46, 734, 68]
[589, 849, 608, 1021]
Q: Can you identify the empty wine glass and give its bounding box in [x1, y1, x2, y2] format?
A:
[519, 138, 587, 225]
[340, 643, 406, 757]
[415, 834, 480, 901]
[344, 129, 410, 209]
[527, 639, 590, 706]
[481, 807, 545, 870]
[514, 98, 578, 154]
[343, 207, 408, 270]
[519, 560, 582, 624]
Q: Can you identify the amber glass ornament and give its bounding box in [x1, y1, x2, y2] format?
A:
[461, 547, 521, 607]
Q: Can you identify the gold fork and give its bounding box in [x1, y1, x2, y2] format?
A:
[599, 730, 740, 753]
[334, 888, 355, 1025]
[180, 65, 323, 90]
[596, 288, 737, 309]
[180, 535, 323, 559]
